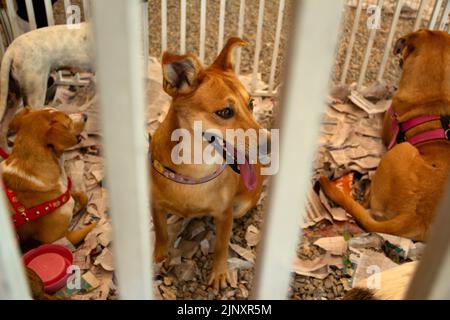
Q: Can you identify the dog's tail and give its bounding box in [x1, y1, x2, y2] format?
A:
[318, 176, 419, 237]
[0, 49, 13, 121]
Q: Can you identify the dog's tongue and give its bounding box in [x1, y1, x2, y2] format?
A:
[238, 159, 257, 191]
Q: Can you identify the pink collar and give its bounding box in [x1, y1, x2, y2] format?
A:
[152, 159, 227, 184]
[388, 106, 450, 149]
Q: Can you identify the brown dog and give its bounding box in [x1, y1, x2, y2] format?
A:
[151, 38, 267, 290]
[2, 107, 97, 245]
[320, 30, 450, 241]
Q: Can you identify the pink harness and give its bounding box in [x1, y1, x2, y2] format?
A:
[388, 106, 450, 150]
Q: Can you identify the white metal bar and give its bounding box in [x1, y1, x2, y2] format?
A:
[268, 0, 285, 94]
[428, 0, 443, 29]
[91, 0, 152, 300]
[64, 0, 72, 11]
[142, 0, 149, 78]
[24, 0, 37, 30]
[161, 0, 167, 52]
[235, 0, 246, 75]
[199, 0, 206, 62]
[251, 0, 265, 93]
[358, 0, 384, 90]
[44, 0, 55, 26]
[0, 196, 31, 299]
[406, 178, 450, 299]
[6, 0, 20, 38]
[439, 0, 450, 30]
[0, 9, 15, 44]
[254, 0, 343, 299]
[83, 0, 91, 22]
[180, 0, 187, 54]
[377, 0, 404, 82]
[414, 0, 430, 30]
[218, 0, 226, 54]
[340, 0, 364, 85]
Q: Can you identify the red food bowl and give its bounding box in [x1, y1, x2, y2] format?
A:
[23, 244, 74, 293]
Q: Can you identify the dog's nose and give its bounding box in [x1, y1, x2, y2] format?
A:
[82, 113, 88, 122]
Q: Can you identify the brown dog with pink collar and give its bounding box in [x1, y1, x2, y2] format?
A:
[150, 38, 268, 290]
[320, 30, 450, 241]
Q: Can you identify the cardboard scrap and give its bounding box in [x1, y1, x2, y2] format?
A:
[227, 257, 254, 271]
[350, 249, 399, 287]
[94, 247, 114, 272]
[230, 243, 256, 263]
[314, 236, 348, 256]
[245, 225, 261, 247]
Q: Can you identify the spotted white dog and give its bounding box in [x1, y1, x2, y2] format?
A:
[0, 22, 94, 121]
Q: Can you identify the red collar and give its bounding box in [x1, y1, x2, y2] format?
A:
[0, 148, 73, 230]
[7, 178, 72, 230]
[388, 106, 450, 149]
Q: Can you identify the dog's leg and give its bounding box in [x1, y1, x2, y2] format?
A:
[65, 221, 98, 246]
[22, 74, 48, 108]
[152, 206, 169, 263]
[71, 191, 88, 214]
[208, 208, 233, 291]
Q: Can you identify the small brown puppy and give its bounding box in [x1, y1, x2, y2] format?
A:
[320, 30, 450, 241]
[151, 38, 266, 290]
[2, 107, 97, 244]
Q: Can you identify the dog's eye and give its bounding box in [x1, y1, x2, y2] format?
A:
[248, 99, 255, 111]
[215, 106, 234, 119]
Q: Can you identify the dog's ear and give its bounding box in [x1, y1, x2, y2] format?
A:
[211, 37, 249, 71]
[162, 52, 203, 96]
[8, 107, 32, 133]
[46, 122, 78, 155]
[394, 36, 407, 56]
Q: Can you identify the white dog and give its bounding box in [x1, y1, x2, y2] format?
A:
[0, 22, 93, 121]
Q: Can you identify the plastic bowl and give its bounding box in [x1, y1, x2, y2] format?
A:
[23, 244, 73, 293]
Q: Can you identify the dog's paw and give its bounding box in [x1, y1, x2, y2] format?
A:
[153, 246, 168, 263]
[208, 267, 230, 292]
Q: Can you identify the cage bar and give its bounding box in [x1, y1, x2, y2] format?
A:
[161, 0, 167, 52]
[428, 0, 443, 29]
[254, 0, 344, 299]
[218, 0, 226, 54]
[234, 0, 246, 75]
[340, 0, 363, 85]
[268, 0, 285, 94]
[83, 0, 91, 21]
[377, 0, 404, 82]
[24, 0, 37, 30]
[199, 0, 206, 62]
[91, 0, 152, 300]
[438, 0, 450, 30]
[413, 0, 430, 30]
[180, 0, 187, 54]
[358, 0, 384, 90]
[251, 0, 265, 93]
[0, 194, 31, 299]
[44, 0, 55, 26]
[142, 0, 149, 77]
[6, 0, 20, 38]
